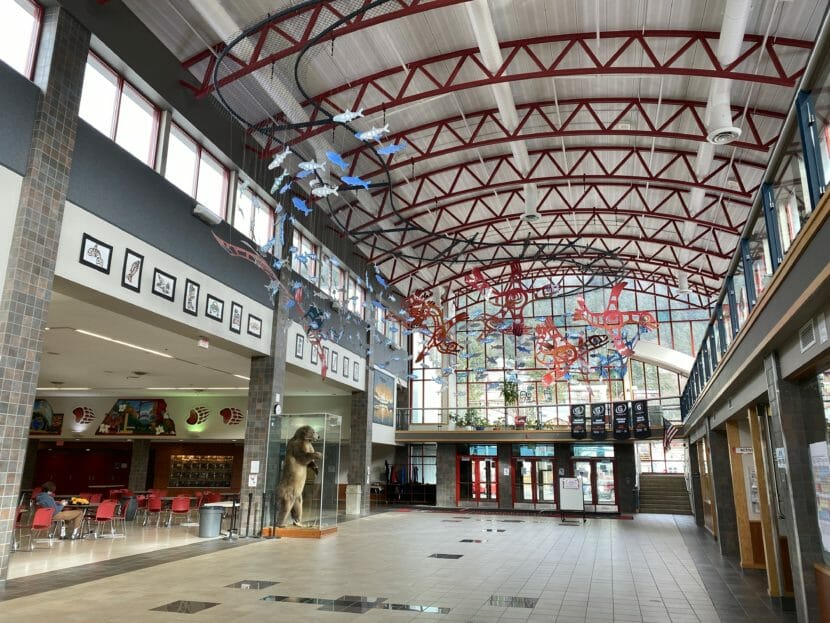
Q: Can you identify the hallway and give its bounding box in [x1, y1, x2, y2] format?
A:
[0, 512, 793, 622]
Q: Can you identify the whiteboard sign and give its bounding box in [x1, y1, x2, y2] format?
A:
[559, 477, 584, 512]
[734, 447, 753, 454]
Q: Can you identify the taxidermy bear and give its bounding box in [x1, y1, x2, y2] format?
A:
[276, 425, 323, 527]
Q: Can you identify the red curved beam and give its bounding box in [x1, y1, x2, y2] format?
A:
[265, 96, 784, 158]
[181, 0, 469, 97]
[288, 30, 809, 131]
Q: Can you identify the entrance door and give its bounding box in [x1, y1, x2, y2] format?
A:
[572, 458, 618, 513]
[512, 458, 557, 510]
[457, 456, 498, 507]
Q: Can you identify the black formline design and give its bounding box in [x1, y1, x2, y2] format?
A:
[229, 301, 243, 333]
[183, 279, 200, 316]
[206, 294, 224, 322]
[79, 233, 113, 274]
[121, 248, 143, 291]
[152, 268, 176, 301]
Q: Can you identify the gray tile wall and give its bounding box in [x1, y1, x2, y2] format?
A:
[349, 388, 370, 513]
[128, 440, 151, 492]
[0, 7, 89, 584]
[436, 443, 457, 507]
[708, 428, 738, 557]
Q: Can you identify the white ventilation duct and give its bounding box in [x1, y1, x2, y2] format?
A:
[676, 272, 691, 294]
[522, 183, 539, 221]
[704, 0, 751, 145]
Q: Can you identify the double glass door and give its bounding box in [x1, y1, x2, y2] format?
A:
[572, 458, 618, 512]
[457, 456, 498, 507]
[512, 458, 557, 510]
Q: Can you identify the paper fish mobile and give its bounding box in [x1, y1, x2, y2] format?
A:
[325, 150, 350, 170]
[355, 124, 390, 143]
[375, 141, 407, 156]
[340, 175, 371, 189]
[332, 108, 364, 123]
[291, 197, 312, 215]
[268, 146, 291, 170]
[310, 184, 339, 198]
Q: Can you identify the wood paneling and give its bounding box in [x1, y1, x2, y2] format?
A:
[726, 421, 755, 567]
[151, 442, 243, 493]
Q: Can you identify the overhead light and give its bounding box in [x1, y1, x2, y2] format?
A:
[36, 387, 91, 391]
[75, 329, 173, 358]
[193, 203, 223, 226]
[234, 374, 250, 381]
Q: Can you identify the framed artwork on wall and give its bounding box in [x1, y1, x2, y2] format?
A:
[183, 279, 200, 316]
[310, 344, 318, 364]
[372, 369, 396, 426]
[229, 302, 243, 334]
[79, 233, 113, 274]
[152, 268, 176, 301]
[323, 346, 329, 366]
[332, 351, 338, 374]
[247, 314, 262, 338]
[342, 356, 349, 378]
[353, 361, 359, 382]
[206, 294, 224, 321]
[295, 334, 305, 359]
[121, 249, 143, 292]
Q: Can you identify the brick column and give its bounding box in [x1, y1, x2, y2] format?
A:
[498, 444, 512, 509]
[128, 440, 151, 492]
[708, 428, 739, 557]
[615, 443, 637, 514]
[764, 353, 825, 622]
[0, 7, 89, 584]
[348, 385, 371, 514]
[240, 303, 289, 529]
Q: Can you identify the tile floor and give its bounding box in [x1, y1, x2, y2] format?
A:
[0, 512, 796, 623]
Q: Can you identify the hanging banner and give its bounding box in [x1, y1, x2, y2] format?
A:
[570, 404, 587, 439]
[612, 401, 631, 440]
[591, 403, 607, 440]
[632, 400, 651, 439]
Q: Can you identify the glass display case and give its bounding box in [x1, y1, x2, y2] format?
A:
[265, 413, 342, 534]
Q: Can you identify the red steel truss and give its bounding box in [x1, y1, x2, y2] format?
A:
[181, 0, 468, 97]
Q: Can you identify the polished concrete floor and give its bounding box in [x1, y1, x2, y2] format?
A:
[1, 512, 795, 623]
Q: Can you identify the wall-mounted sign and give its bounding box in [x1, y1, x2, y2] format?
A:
[734, 447, 753, 454]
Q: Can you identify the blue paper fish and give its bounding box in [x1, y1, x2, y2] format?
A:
[272, 258, 284, 270]
[292, 196, 312, 215]
[340, 175, 371, 189]
[296, 169, 314, 179]
[279, 182, 292, 195]
[375, 141, 408, 156]
[259, 237, 277, 255]
[375, 273, 389, 289]
[326, 150, 350, 170]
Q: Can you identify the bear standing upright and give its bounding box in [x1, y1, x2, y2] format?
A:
[276, 425, 323, 527]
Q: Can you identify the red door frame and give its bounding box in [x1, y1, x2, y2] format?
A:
[456, 455, 498, 505]
[511, 457, 557, 508]
[571, 457, 619, 507]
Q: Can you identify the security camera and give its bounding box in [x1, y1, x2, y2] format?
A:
[192, 203, 223, 226]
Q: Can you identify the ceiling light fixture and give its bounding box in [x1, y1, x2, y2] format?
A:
[234, 374, 250, 381]
[75, 329, 173, 359]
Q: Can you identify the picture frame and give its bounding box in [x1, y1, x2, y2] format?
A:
[353, 361, 359, 382]
[121, 249, 143, 292]
[229, 302, 243, 334]
[323, 346, 329, 366]
[152, 268, 176, 301]
[372, 369, 396, 426]
[247, 314, 262, 338]
[342, 356, 349, 378]
[183, 279, 200, 316]
[294, 334, 305, 359]
[206, 294, 224, 322]
[79, 233, 113, 274]
[332, 351, 338, 374]
[310, 344, 318, 365]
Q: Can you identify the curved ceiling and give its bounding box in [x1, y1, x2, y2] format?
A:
[126, 0, 826, 303]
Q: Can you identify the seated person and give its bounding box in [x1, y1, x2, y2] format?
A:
[35, 481, 85, 539]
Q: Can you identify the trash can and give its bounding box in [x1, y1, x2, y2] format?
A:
[121, 495, 138, 521]
[198, 505, 224, 537]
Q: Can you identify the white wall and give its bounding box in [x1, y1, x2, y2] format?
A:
[55, 201, 273, 353]
[0, 166, 23, 307]
[286, 321, 366, 391]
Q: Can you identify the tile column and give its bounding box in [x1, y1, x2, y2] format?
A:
[615, 443, 637, 514]
[687, 441, 705, 526]
[436, 443, 457, 507]
[497, 444, 512, 509]
[764, 353, 825, 622]
[240, 296, 289, 530]
[128, 440, 151, 492]
[348, 382, 371, 514]
[708, 428, 739, 557]
[0, 7, 89, 585]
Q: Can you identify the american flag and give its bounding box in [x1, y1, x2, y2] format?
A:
[663, 417, 679, 451]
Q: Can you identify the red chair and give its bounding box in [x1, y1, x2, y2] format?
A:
[144, 495, 164, 527]
[88, 493, 103, 504]
[167, 496, 192, 527]
[86, 500, 119, 538]
[204, 492, 223, 504]
[112, 499, 129, 535]
[28, 507, 56, 549]
[12, 506, 29, 551]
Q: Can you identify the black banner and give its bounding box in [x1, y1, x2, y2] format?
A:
[632, 400, 651, 439]
[612, 401, 631, 440]
[570, 404, 587, 439]
[590, 404, 607, 440]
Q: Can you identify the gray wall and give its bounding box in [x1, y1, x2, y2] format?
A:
[0, 61, 39, 175]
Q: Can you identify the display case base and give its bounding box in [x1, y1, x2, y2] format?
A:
[274, 526, 337, 539]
